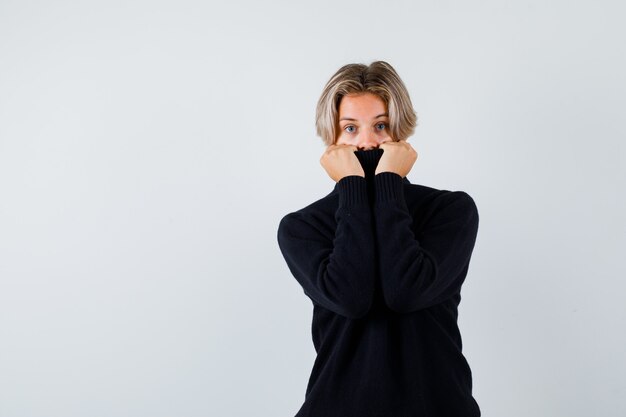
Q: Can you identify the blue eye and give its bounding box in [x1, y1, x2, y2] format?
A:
[343, 123, 387, 134]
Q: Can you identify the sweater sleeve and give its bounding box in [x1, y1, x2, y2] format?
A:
[373, 172, 479, 314]
[277, 175, 377, 319]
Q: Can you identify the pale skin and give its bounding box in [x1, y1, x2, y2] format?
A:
[320, 92, 418, 182]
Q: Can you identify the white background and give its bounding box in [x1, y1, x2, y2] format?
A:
[1, 1, 625, 416]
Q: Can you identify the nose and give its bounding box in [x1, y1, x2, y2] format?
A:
[357, 131, 380, 151]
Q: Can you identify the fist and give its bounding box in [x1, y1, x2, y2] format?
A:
[320, 144, 365, 182]
[375, 141, 418, 177]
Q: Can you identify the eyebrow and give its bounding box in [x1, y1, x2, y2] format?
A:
[339, 113, 389, 122]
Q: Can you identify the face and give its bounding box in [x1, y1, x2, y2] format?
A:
[335, 92, 393, 150]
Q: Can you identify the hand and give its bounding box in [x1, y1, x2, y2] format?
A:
[320, 144, 365, 182]
[375, 141, 418, 177]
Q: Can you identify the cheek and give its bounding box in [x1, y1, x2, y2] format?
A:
[335, 133, 351, 145]
[379, 130, 393, 140]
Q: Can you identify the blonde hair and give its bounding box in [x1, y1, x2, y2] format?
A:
[315, 60, 418, 146]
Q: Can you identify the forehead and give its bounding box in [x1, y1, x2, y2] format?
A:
[338, 93, 387, 117]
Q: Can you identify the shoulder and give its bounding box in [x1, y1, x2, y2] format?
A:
[277, 192, 338, 238]
[403, 182, 478, 220]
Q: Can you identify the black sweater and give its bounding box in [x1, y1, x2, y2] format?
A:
[277, 148, 481, 417]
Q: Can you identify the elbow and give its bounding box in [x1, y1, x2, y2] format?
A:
[340, 294, 374, 319]
[384, 291, 442, 314]
[383, 292, 420, 314]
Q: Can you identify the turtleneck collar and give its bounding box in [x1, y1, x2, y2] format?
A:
[332, 148, 411, 192]
[355, 148, 385, 179]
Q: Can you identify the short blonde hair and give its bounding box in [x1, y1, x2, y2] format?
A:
[315, 60, 418, 146]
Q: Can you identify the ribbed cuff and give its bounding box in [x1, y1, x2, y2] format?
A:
[374, 172, 405, 203]
[336, 175, 368, 207]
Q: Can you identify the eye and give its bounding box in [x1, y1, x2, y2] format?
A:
[344, 125, 356, 133]
[376, 122, 387, 131]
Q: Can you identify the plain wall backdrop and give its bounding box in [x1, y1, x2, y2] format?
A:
[1, 1, 625, 416]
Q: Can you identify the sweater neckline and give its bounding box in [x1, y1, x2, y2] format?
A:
[333, 148, 411, 192]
